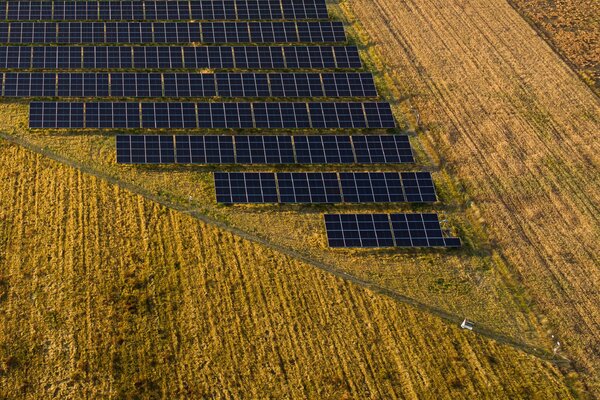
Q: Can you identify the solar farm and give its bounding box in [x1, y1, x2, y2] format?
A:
[1, 0, 598, 397]
[1, 0, 461, 250]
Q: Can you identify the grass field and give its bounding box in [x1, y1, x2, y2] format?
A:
[509, 0, 600, 93]
[335, 0, 600, 392]
[0, 140, 583, 398]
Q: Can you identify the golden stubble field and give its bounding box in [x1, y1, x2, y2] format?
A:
[509, 0, 600, 93]
[0, 141, 580, 398]
[0, 101, 550, 358]
[336, 0, 600, 391]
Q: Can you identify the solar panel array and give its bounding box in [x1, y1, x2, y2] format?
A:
[0, 46, 361, 70]
[2, 72, 377, 98]
[29, 102, 396, 129]
[0, 1, 329, 21]
[214, 172, 437, 204]
[0, 0, 461, 249]
[325, 214, 461, 248]
[116, 134, 414, 164]
[0, 22, 346, 44]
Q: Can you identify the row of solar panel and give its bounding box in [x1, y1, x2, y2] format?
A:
[30, 102, 396, 129]
[0, 22, 346, 43]
[1, 72, 377, 98]
[325, 213, 461, 248]
[116, 135, 414, 165]
[0, 1, 328, 21]
[214, 172, 436, 204]
[0, 46, 361, 69]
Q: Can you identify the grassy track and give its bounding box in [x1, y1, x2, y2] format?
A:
[0, 141, 582, 398]
[338, 0, 600, 392]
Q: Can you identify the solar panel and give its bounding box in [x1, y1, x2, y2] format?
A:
[352, 135, 413, 164]
[234, 135, 295, 164]
[212, 172, 435, 204]
[0, 1, 329, 21]
[116, 135, 175, 164]
[175, 135, 236, 164]
[115, 135, 413, 164]
[324, 214, 461, 248]
[1, 72, 376, 98]
[325, 214, 395, 247]
[30, 102, 396, 129]
[214, 172, 279, 204]
[0, 46, 361, 70]
[389, 213, 462, 248]
[276, 172, 342, 203]
[0, 22, 346, 44]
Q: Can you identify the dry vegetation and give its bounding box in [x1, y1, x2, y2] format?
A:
[0, 101, 551, 355]
[335, 0, 600, 392]
[509, 0, 600, 93]
[0, 141, 581, 398]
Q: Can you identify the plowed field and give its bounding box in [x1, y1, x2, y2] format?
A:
[510, 0, 600, 93]
[339, 0, 600, 391]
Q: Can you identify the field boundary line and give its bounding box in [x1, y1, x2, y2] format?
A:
[0, 131, 572, 367]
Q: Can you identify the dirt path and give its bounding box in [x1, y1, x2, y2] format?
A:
[342, 0, 600, 390]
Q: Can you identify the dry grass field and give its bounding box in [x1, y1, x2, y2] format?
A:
[509, 0, 600, 93]
[336, 0, 600, 392]
[0, 140, 582, 399]
[0, 101, 552, 356]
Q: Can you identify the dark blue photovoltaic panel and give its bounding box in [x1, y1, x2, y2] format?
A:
[211, 172, 433, 204]
[214, 172, 278, 204]
[31, 102, 396, 129]
[1, 1, 328, 21]
[324, 214, 395, 248]
[176, 135, 236, 164]
[276, 172, 342, 204]
[352, 135, 413, 164]
[0, 22, 346, 44]
[1, 72, 376, 98]
[389, 214, 461, 248]
[294, 136, 355, 164]
[339, 172, 405, 203]
[338, 172, 436, 203]
[116, 135, 175, 164]
[400, 172, 437, 203]
[234, 136, 295, 164]
[0, 46, 361, 70]
[324, 214, 461, 248]
[115, 135, 413, 165]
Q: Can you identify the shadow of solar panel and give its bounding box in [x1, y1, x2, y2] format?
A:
[325, 213, 461, 248]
